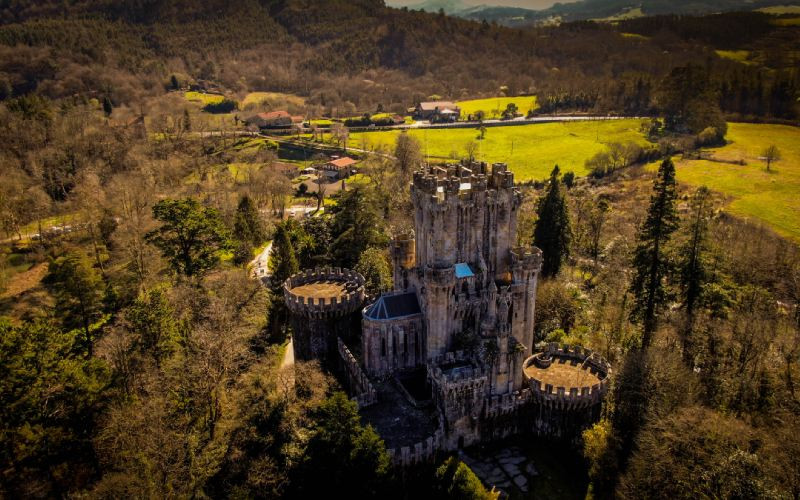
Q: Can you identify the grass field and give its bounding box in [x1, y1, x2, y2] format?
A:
[184, 91, 226, 105]
[772, 16, 800, 26]
[715, 50, 754, 64]
[349, 119, 647, 181]
[757, 5, 800, 14]
[241, 91, 306, 109]
[592, 7, 644, 21]
[620, 32, 650, 40]
[650, 123, 800, 242]
[457, 96, 538, 120]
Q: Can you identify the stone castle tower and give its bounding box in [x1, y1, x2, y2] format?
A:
[364, 162, 541, 392]
[285, 161, 610, 462]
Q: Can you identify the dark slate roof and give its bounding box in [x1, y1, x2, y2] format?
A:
[365, 292, 421, 320]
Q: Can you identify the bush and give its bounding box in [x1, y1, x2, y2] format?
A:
[203, 98, 238, 113]
[696, 126, 723, 147]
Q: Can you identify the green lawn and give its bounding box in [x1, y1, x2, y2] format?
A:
[349, 119, 647, 181]
[650, 123, 800, 242]
[457, 96, 538, 120]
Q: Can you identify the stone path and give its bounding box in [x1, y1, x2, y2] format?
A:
[460, 446, 538, 497]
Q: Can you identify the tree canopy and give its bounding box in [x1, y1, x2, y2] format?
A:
[534, 166, 572, 277]
[146, 198, 232, 279]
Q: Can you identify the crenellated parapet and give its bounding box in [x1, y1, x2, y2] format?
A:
[522, 343, 611, 411]
[483, 389, 531, 418]
[283, 267, 366, 318]
[411, 162, 518, 205]
[337, 337, 378, 408]
[386, 426, 444, 466]
[511, 246, 544, 272]
[424, 265, 456, 288]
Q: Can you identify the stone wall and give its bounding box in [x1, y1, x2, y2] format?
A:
[386, 427, 444, 467]
[337, 337, 378, 408]
[363, 313, 424, 379]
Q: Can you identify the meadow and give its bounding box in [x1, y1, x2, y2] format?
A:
[652, 123, 800, 242]
[456, 96, 538, 119]
[349, 119, 648, 181]
[184, 91, 226, 105]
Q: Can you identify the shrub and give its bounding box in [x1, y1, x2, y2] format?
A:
[203, 98, 238, 113]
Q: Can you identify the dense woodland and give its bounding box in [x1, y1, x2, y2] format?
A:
[1, 0, 800, 498]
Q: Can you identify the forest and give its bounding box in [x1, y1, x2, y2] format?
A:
[1, 0, 800, 498]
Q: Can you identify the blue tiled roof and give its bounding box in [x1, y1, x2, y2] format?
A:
[455, 263, 474, 279]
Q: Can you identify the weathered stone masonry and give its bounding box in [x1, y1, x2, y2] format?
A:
[284, 162, 612, 465]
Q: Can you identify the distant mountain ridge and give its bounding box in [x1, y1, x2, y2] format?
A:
[399, 0, 800, 26]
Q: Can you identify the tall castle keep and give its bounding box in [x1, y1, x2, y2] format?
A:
[284, 161, 610, 463]
[363, 162, 540, 390]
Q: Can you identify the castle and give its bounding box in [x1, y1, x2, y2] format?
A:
[284, 161, 610, 464]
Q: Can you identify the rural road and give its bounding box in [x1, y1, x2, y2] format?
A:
[250, 240, 272, 284]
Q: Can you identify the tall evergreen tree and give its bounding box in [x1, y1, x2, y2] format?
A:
[534, 165, 572, 277]
[267, 222, 299, 341]
[233, 195, 265, 246]
[680, 186, 712, 318]
[329, 188, 385, 269]
[629, 158, 679, 348]
[269, 223, 299, 297]
[102, 96, 113, 117]
[43, 251, 105, 357]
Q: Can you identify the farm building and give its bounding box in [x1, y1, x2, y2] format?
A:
[415, 101, 461, 121]
[244, 110, 293, 129]
[320, 156, 358, 180]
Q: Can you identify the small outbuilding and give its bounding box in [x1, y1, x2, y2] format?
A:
[320, 156, 358, 180]
[415, 101, 461, 121]
[244, 110, 293, 129]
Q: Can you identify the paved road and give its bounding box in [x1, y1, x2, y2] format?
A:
[250, 240, 273, 284]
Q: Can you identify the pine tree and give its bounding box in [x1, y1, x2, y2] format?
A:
[269, 223, 299, 297]
[629, 158, 679, 348]
[102, 96, 113, 117]
[233, 195, 264, 246]
[534, 165, 571, 277]
[680, 186, 712, 318]
[43, 251, 105, 357]
[267, 223, 299, 342]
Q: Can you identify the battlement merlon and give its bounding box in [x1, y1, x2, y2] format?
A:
[412, 163, 516, 202]
[283, 267, 367, 317]
[511, 246, 544, 272]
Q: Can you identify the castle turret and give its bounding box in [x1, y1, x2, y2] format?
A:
[283, 268, 366, 361]
[391, 232, 416, 292]
[511, 247, 543, 355]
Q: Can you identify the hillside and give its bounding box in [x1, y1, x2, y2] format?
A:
[0, 0, 797, 125]
[454, 0, 800, 25]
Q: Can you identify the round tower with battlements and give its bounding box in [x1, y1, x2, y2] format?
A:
[283, 267, 366, 361]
